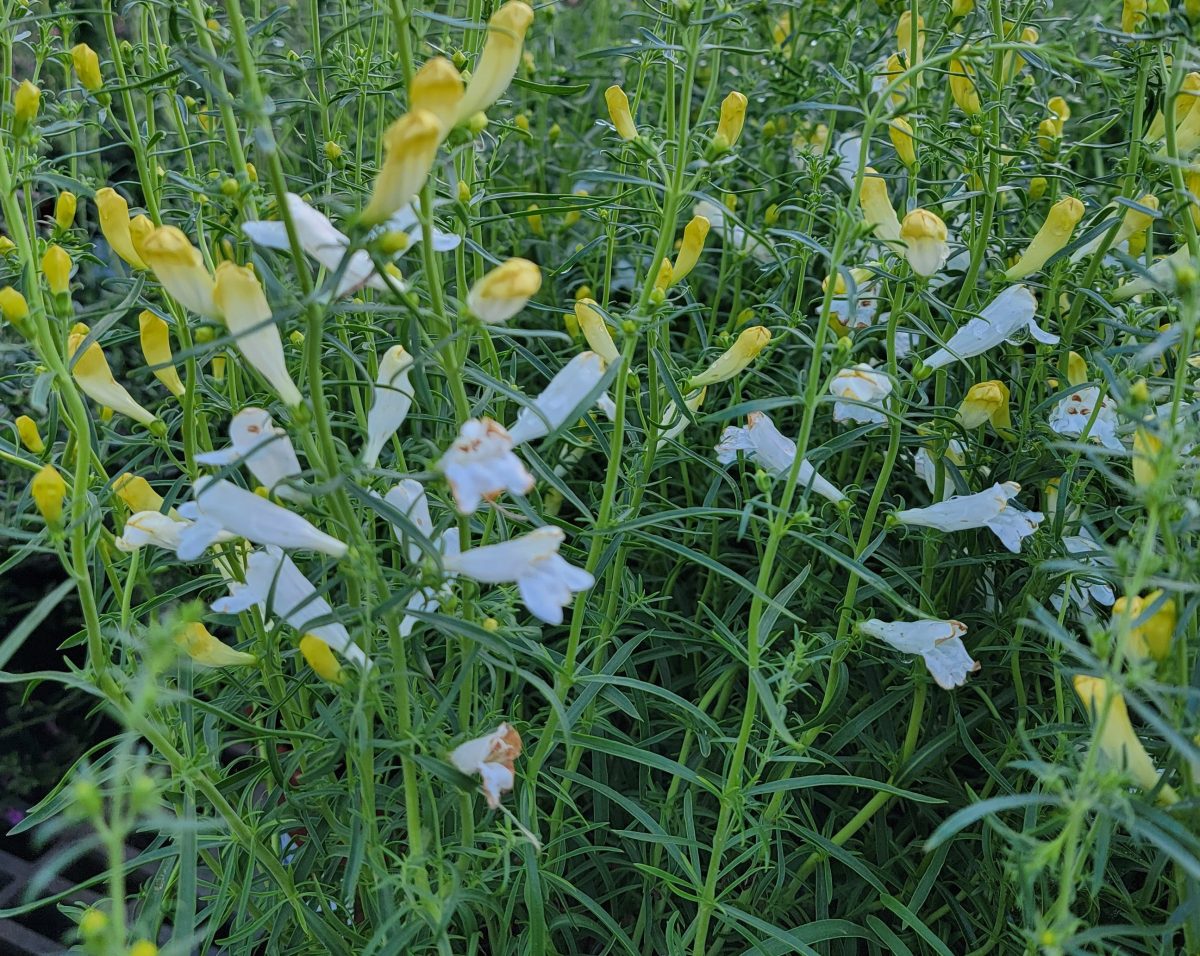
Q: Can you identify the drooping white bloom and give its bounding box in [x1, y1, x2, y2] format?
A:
[895, 480, 1043, 553]
[508, 351, 606, 445]
[384, 479, 433, 562]
[400, 528, 460, 638]
[448, 722, 523, 809]
[195, 407, 308, 503]
[913, 439, 967, 500]
[212, 545, 368, 668]
[438, 418, 535, 514]
[860, 618, 979, 690]
[176, 477, 348, 560]
[694, 200, 773, 263]
[362, 346, 415, 467]
[442, 526, 593, 625]
[1048, 387, 1123, 450]
[715, 411, 846, 504]
[923, 285, 1058, 370]
[829, 364, 891, 424]
[1054, 533, 1116, 613]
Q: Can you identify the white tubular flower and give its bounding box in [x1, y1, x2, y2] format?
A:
[715, 411, 846, 504]
[442, 526, 593, 625]
[176, 477, 348, 560]
[362, 346, 415, 467]
[913, 439, 966, 500]
[829, 364, 891, 424]
[899, 209, 951, 277]
[1048, 387, 1123, 450]
[449, 722, 523, 809]
[438, 418, 535, 514]
[116, 511, 182, 552]
[384, 478, 433, 562]
[694, 200, 773, 263]
[895, 481, 1043, 553]
[860, 618, 979, 690]
[1112, 245, 1192, 302]
[508, 351, 606, 446]
[400, 528, 460, 638]
[196, 407, 308, 503]
[212, 546, 368, 669]
[1056, 533, 1116, 612]
[212, 262, 303, 407]
[923, 285, 1057, 370]
[828, 270, 881, 329]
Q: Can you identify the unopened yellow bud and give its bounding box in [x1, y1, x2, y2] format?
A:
[1130, 377, 1150, 403]
[16, 415, 45, 453]
[549, 121, 561, 142]
[653, 257, 673, 292]
[1029, 176, 1048, 201]
[1066, 350, 1088, 387]
[113, 473, 169, 515]
[0, 236, 14, 255]
[715, 91, 748, 149]
[138, 311, 186, 398]
[467, 258, 542, 323]
[245, 162, 258, 182]
[605, 85, 638, 141]
[860, 167, 901, 242]
[574, 284, 592, 301]
[78, 908, 108, 939]
[129, 940, 159, 956]
[575, 298, 620, 366]
[42, 245, 72, 296]
[896, 12, 924, 65]
[95, 188, 148, 270]
[300, 634, 344, 684]
[1132, 426, 1162, 487]
[515, 112, 530, 133]
[457, 179, 473, 204]
[211, 355, 227, 381]
[54, 191, 77, 230]
[764, 203, 780, 227]
[951, 0, 973, 17]
[0, 287, 30, 326]
[71, 43, 103, 92]
[670, 215, 710, 285]
[14, 80, 40, 126]
[1074, 676, 1176, 803]
[1005, 196, 1084, 279]
[899, 208, 949, 277]
[1122, 0, 1148, 32]
[948, 59, 981, 116]
[688, 326, 771, 389]
[888, 117, 916, 167]
[957, 380, 1011, 431]
[527, 203, 544, 236]
[324, 140, 343, 161]
[31, 464, 67, 526]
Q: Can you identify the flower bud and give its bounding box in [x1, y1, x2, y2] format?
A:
[54, 191, 77, 230]
[0, 235, 14, 255]
[466, 258, 542, 323]
[527, 203, 543, 236]
[952, 0, 973, 16]
[78, 907, 108, 939]
[300, 634, 344, 684]
[574, 298, 620, 366]
[670, 214, 710, 285]
[1004, 196, 1084, 280]
[957, 380, 1011, 431]
[688, 326, 771, 389]
[605, 85, 638, 141]
[1113, 590, 1175, 662]
[652, 257, 673, 292]
[1029, 176, 1047, 201]
[1122, 0, 1147, 32]
[71, 43, 104, 91]
[245, 162, 258, 182]
[888, 117, 916, 167]
[16, 415, 45, 453]
[1132, 426, 1162, 487]
[412, 57, 465, 134]
[42, 244, 72, 296]
[896, 12, 924, 65]
[715, 91, 747, 149]
[138, 310, 186, 398]
[860, 167, 901, 242]
[948, 59, 981, 115]
[14, 80, 40, 128]
[129, 941, 159, 956]
[0, 286, 31, 329]
[324, 140, 343, 161]
[899, 208, 949, 276]
[31, 464, 67, 526]
[141, 226, 220, 318]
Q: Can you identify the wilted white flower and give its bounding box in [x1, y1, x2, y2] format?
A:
[196, 407, 308, 503]
[449, 722, 523, 809]
[1048, 387, 1123, 450]
[716, 411, 846, 503]
[442, 526, 593, 625]
[508, 351, 606, 445]
[860, 618, 979, 690]
[923, 285, 1058, 370]
[438, 418, 535, 514]
[362, 346, 415, 468]
[895, 480, 1043, 553]
[829, 364, 891, 424]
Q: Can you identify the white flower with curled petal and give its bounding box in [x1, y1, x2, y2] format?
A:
[508, 351, 606, 445]
[829, 364, 891, 424]
[895, 481, 1043, 553]
[859, 618, 979, 690]
[196, 407, 308, 503]
[1048, 387, 1123, 450]
[923, 285, 1058, 370]
[442, 526, 593, 625]
[176, 477, 347, 560]
[362, 346, 415, 467]
[212, 546, 369, 669]
[715, 411, 846, 504]
[400, 528, 460, 638]
[438, 418, 534, 514]
[449, 722, 523, 809]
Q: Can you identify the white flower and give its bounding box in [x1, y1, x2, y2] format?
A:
[829, 277, 881, 329]
[860, 618, 979, 690]
[448, 722, 523, 809]
[913, 439, 967, 500]
[362, 346, 415, 467]
[895, 480, 1043, 553]
[195, 407, 308, 503]
[1055, 533, 1116, 612]
[400, 528, 461, 638]
[1112, 245, 1191, 302]
[1048, 387, 1123, 450]
[715, 411, 846, 504]
[829, 364, 891, 424]
[176, 477, 348, 560]
[508, 351, 606, 445]
[831, 133, 866, 186]
[923, 285, 1058, 370]
[212, 546, 368, 669]
[384, 479, 433, 562]
[442, 526, 593, 625]
[438, 418, 535, 514]
[694, 201, 773, 263]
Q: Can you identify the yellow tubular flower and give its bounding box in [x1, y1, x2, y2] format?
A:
[688, 326, 772, 389]
[715, 91, 748, 150]
[455, 1, 535, 123]
[212, 262, 303, 406]
[888, 117, 916, 167]
[1004, 196, 1085, 279]
[141, 226, 220, 318]
[896, 12, 924, 66]
[860, 168, 901, 242]
[14, 80, 40, 126]
[68, 323, 159, 426]
[1049, 95, 1071, 131]
[95, 188, 148, 270]
[176, 622, 257, 667]
[114, 473, 171, 515]
[1122, 0, 1147, 32]
[1113, 590, 1176, 662]
[138, 310, 186, 398]
[466, 258, 542, 323]
[71, 43, 103, 92]
[31, 464, 67, 526]
[42, 245, 72, 296]
[670, 215, 711, 285]
[16, 415, 45, 454]
[882, 54, 908, 107]
[957, 380, 1012, 431]
[54, 191, 77, 230]
[300, 635, 344, 684]
[1113, 194, 1159, 250]
[411, 57, 464, 133]
[948, 59, 981, 116]
[1002, 25, 1038, 84]
[1132, 426, 1162, 487]
[0, 287, 30, 331]
[899, 208, 949, 277]
[652, 257, 673, 293]
[359, 110, 442, 226]
[1066, 350, 1088, 386]
[1146, 72, 1200, 142]
[575, 298, 620, 366]
[1073, 676, 1177, 804]
[605, 85, 638, 141]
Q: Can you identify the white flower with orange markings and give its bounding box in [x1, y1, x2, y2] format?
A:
[829, 364, 891, 424]
[449, 722, 524, 809]
[860, 618, 979, 690]
[196, 408, 308, 503]
[438, 418, 534, 514]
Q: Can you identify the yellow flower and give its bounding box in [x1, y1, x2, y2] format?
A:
[1122, 0, 1148, 32]
[300, 634, 344, 684]
[1113, 194, 1159, 250]
[899, 208, 949, 277]
[652, 257, 673, 293]
[14, 80, 40, 126]
[54, 191, 77, 230]
[455, 1, 535, 123]
[604, 85, 638, 141]
[1073, 676, 1177, 804]
[888, 117, 916, 167]
[951, 0, 973, 17]
[670, 215, 710, 285]
[42, 244, 72, 296]
[688, 326, 771, 389]
[94, 188, 147, 269]
[881, 54, 908, 108]
[1048, 96, 1071, 134]
[896, 12, 924, 65]
[957, 380, 1012, 431]
[129, 215, 155, 262]
[15, 415, 45, 454]
[1029, 176, 1048, 201]
[212, 262, 303, 406]
[1113, 590, 1176, 662]
[113, 472, 172, 515]
[138, 311, 186, 398]
[1066, 350, 1088, 386]
[948, 59, 981, 116]
[1004, 196, 1084, 280]
[860, 167, 901, 242]
[68, 323, 159, 426]
[1145, 72, 1200, 141]
[0, 286, 30, 336]
[1132, 426, 1162, 487]
[715, 91, 748, 150]
[574, 298, 620, 366]
[176, 622, 257, 667]
[527, 203, 543, 237]
[141, 226, 219, 318]
[71, 43, 103, 92]
[31, 464, 67, 526]
[467, 258, 542, 323]
[411, 57, 464, 133]
[128, 941, 158, 956]
[359, 110, 442, 226]
[1002, 24, 1038, 83]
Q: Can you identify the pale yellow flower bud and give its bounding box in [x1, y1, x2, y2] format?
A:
[1132, 426, 1162, 487]
[1004, 196, 1084, 280]
[113, 473, 171, 515]
[527, 203, 543, 237]
[467, 258, 542, 323]
[1113, 590, 1176, 662]
[68, 323, 158, 426]
[860, 167, 901, 242]
[31, 464, 67, 526]
[1122, 0, 1147, 32]
[575, 298, 620, 366]
[411, 57, 464, 133]
[899, 208, 949, 277]
[300, 634, 344, 683]
[455, 1, 534, 123]
[1066, 350, 1088, 386]
[957, 380, 1011, 431]
[138, 310, 186, 398]
[951, 0, 973, 17]
[715, 91, 748, 149]
[1113, 194, 1159, 249]
[95, 188, 147, 269]
[42, 244, 71, 296]
[360, 110, 442, 226]
[177, 622, 257, 667]
[71, 43, 103, 92]
[948, 59, 981, 116]
[1029, 176, 1048, 201]
[688, 326, 771, 389]
[605, 85, 638, 141]
[896, 12, 924, 65]
[129, 215, 155, 262]
[882, 54, 908, 108]
[1146, 72, 1200, 142]
[0, 235, 14, 255]
[652, 257, 673, 293]
[670, 215, 710, 285]
[54, 191, 77, 230]
[888, 117, 916, 167]
[14, 80, 40, 126]
[141, 226, 220, 318]
[15, 415, 45, 453]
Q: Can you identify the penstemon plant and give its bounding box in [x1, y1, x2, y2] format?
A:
[2, 0, 1200, 953]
